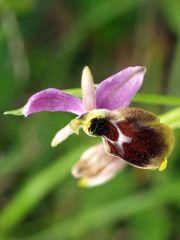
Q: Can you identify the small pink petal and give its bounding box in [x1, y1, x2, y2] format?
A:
[51, 124, 74, 147]
[72, 144, 126, 187]
[23, 88, 85, 117]
[96, 66, 146, 110]
[81, 66, 96, 111]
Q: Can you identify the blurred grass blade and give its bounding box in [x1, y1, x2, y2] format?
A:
[21, 179, 180, 240]
[1, 8, 30, 82]
[134, 93, 180, 106]
[160, 107, 180, 129]
[65, 88, 180, 106]
[70, 179, 180, 238]
[4, 91, 180, 118]
[0, 144, 88, 236]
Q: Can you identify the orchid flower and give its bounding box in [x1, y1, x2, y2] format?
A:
[5, 66, 174, 187]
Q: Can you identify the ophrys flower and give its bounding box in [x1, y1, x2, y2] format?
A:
[5, 66, 174, 187]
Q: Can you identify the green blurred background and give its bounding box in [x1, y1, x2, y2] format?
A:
[0, 0, 180, 239]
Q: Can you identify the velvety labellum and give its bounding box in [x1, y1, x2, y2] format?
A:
[89, 108, 174, 169]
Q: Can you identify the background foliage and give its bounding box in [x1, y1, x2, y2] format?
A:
[0, 0, 180, 239]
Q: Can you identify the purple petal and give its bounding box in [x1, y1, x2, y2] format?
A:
[23, 88, 85, 117]
[96, 66, 146, 110]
